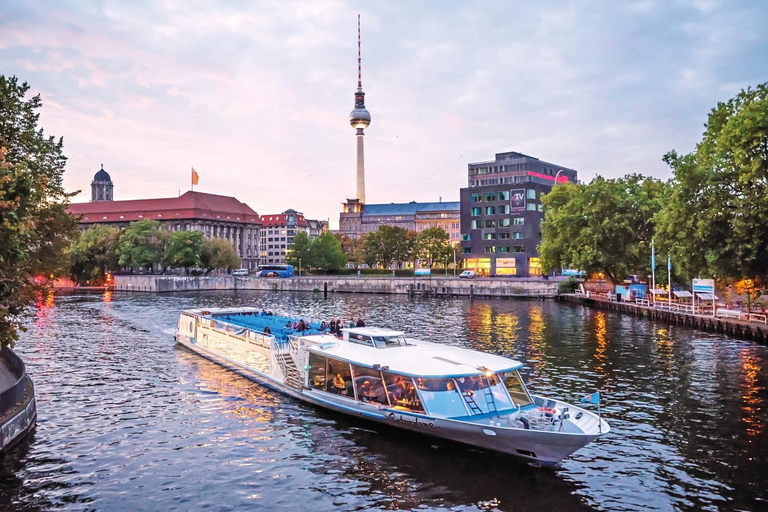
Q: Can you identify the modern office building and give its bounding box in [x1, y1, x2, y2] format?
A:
[259, 209, 328, 266]
[339, 200, 461, 244]
[68, 166, 263, 269]
[459, 151, 577, 277]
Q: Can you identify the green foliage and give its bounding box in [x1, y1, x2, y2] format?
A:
[334, 233, 365, 266]
[363, 225, 412, 269]
[413, 227, 451, 268]
[311, 232, 346, 271]
[201, 238, 240, 274]
[162, 230, 204, 273]
[656, 83, 768, 283]
[0, 75, 78, 346]
[539, 176, 666, 284]
[558, 276, 580, 293]
[116, 219, 165, 272]
[69, 225, 120, 285]
[286, 231, 313, 269]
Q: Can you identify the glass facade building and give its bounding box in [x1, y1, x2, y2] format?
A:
[459, 152, 577, 277]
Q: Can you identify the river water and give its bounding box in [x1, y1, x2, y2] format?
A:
[1, 291, 766, 511]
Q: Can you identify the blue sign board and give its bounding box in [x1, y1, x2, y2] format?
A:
[414, 268, 431, 276]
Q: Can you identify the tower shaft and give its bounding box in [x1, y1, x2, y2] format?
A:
[356, 130, 366, 204]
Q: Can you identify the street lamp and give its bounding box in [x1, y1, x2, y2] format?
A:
[299, 258, 302, 277]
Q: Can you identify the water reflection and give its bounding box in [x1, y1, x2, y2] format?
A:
[0, 292, 766, 511]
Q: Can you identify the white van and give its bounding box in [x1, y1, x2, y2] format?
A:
[232, 269, 249, 276]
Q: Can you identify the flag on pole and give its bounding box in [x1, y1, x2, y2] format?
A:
[668, 253, 671, 272]
[191, 167, 199, 186]
[651, 244, 656, 269]
[581, 392, 600, 404]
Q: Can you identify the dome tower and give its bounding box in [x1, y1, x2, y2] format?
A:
[348, 14, 370, 204]
[91, 164, 114, 202]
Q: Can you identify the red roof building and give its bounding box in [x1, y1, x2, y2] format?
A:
[68, 189, 263, 270]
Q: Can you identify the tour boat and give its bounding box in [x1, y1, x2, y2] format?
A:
[175, 308, 609, 465]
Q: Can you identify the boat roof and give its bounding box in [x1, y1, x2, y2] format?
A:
[304, 334, 523, 378]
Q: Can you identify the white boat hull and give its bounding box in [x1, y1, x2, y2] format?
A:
[175, 328, 607, 465]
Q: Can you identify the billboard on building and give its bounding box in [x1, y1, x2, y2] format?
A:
[510, 189, 525, 210]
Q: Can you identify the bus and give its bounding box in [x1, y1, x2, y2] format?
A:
[256, 264, 295, 278]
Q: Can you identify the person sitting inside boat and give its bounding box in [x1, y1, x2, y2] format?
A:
[343, 373, 354, 396]
[329, 319, 336, 333]
[388, 376, 408, 403]
[320, 321, 328, 332]
[292, 321, 299, 330]
[333, 373, 345, 392]
[285, 320, 292, 329]
[297, 319, 306, 332]
[263, 326, 271, 335]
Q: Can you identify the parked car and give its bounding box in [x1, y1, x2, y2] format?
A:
[232, 269, 249, 276]
[459, 270, 476, 279]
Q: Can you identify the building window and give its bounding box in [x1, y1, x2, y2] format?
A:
[461, 234, 471, 241]
[484, 220, 496, 228]
[471, 193, 482, 203]
[526, 203, 536, 211]
[485, 193, 496, 201]
[462, 247, 471, 254]
[499, 218, 511, 227]
[471, 207, 481, 216]
[512, 245, 525, 253]
[498, 232, 510, 240]
[496, 258, 516, 276]
[484, 247, 496, 253]
[498, 191, 509, 201]
[483, 233, 496, 240]
[470, 220, 480, 229]
[499, 246, 510, 253]
[529, 258, 543, 276]
[484, 206, 495, 215]
[538, 204, 544, 212]
[499, 205, 510, 214]
[513, 218, 525, 225]
[527, 189, 536, 199]
[513, 232, 523, 239]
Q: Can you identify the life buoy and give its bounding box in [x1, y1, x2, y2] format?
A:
[538, 407, 557, 417]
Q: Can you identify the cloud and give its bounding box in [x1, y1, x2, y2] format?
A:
[1, 0, 766, 228]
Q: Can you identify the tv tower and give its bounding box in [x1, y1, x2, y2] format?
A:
[349, 14, 371, 204]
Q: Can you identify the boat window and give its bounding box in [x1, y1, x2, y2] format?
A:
[348, 333, 374, 347]
[503, 371, 533, 407]
[326, 358, 355, 398]
[308, 352, 326, 391]
[383, 372, 424, 414]
[371, 335, 407, 348]
[352, 365, 388, 406]
[414, 378, 467, 418]
[486, 374, 515, 411]
[455, 376, 494, 414]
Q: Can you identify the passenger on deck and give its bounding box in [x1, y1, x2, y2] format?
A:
[263, 326, 271, 335]
[320, 321, 328, 331]
[356, 317, 365, 327]
[348, 319, 356, 328]
[292, 321, 299, 330]
[297, 319, 306, 332]
[329, 319, 336, 334]
[285, 320, 292, 329]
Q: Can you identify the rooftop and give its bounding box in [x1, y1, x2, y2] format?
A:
[362, 201, 460, 216]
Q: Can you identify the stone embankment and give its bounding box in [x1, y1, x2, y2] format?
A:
[113, 275, 560, 298]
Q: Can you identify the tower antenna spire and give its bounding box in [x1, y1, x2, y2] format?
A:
[357, 14, 362, 90]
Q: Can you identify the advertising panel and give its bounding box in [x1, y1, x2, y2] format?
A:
[510, 189, 525, 211]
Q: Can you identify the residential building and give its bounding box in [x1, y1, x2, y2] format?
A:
[259, 209, 328, 265]
[460, 151, 577, 277]
[68, 166, 263, 269]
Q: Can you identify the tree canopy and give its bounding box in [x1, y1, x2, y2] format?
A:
[0, 75, 78, 346]
[200, 238, 240, 275]
[539, 176, 666, 284]
[286, 231, 312, 269]
[163, 230, 204, 274]
[655, 83, 768, 283]
[286, 231, 346, 272]
[69, 225, 120, 285]
[115, 219, 166, 272]
[413, 227, 451, 268]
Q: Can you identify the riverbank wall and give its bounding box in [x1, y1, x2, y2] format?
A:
[559, 294, 768, 344]
[0, 346, 37, 454]
[113, 275, 559, 298]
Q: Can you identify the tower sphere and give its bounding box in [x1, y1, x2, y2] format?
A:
[349, 107, 371, 129]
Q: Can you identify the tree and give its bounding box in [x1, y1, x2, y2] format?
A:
[539, 176, 666, 284]
[69, 225, 120, 285]
[377, 225, 412, 269]
[200, 238, 240, 275]
[413, 227, 451, 268]
[162, 230, 204, 274]
[115, 220, 165, 272]
[287, 231, 313, 270]
[310, 232, 346, 272]
[656, 83, 768, 284]
[0, 75, 78, 346]
[362, 231, 381, 268]
[335, 233, 365, 266]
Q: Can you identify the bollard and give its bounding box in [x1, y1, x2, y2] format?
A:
[324, 282, 328, 298]
[470, 284, 474, 299]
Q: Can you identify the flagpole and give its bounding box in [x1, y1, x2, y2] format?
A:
[668, 253, 672, 301]
[651, 240, 656, 306]
[598, 389, 602, 433]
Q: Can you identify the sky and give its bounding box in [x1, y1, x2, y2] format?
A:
[1, 0, 767, 229]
